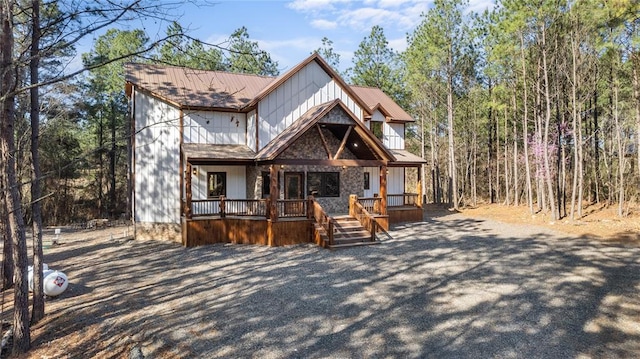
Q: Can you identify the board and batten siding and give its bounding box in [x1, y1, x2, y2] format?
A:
[369, 110, 405, 150]
[257, 60, 364, 150]
[134, 91, 181, 224]
[387, 167, 405, 195]
[183, 110, 246, 145]
[247, 109, 257, 151]
[364, 166, 404, 197]
[191, 165, 246, 200]
[363, 167, 380, 198]
[385, 123, 405, 150]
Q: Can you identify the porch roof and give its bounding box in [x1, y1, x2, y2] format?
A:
[182, 143, 256, 165]
[255, 99, 396, 162]
[388, 149, 427, 166]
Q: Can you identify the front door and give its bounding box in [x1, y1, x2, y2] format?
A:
[284, 172, 303, 199]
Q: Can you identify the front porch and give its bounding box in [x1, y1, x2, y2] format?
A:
[181, 194, 423, 247]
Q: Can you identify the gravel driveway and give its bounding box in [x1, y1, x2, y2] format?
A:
[23, 212, 640, 358]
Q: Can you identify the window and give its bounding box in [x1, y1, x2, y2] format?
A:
[307, 172, 340, 197]
[370, 121, 383, 141]
[261, 171, 280, 198]
[364, 172, 370, 190]
[207, 172, 226, 198]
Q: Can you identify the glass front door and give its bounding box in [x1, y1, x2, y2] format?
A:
[284, 172, 303, 199]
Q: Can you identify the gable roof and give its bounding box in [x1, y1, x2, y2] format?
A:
[256, 99, 395, 162]
[244, 53, 372, 116]
[124, 63, 274, 110]
[125, 55, 412, 122]
[351, 86, 414, 123]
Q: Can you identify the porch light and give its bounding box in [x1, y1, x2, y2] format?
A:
[280, 164, 284, 169]
[352, 143, 358, 148]
[192, 167, 198, 176]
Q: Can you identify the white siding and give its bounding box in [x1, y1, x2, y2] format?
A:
[191, 166, 246, 200]
[387, 167, 405, 195]
[363, 167, 380, 198]
[134, 91, 181, 224]
[183, 111, 246, 145]
[371, 110, 386, 122]
[257, 61, 364, 149]
[247, 109, 257, 151]
[386, 123, 405, 150]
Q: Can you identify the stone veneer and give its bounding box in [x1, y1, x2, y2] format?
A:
[246, 106, 368, 214]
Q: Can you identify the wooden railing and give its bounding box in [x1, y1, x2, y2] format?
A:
[312, 200, 335, 246]
[191, 198, 267, 218]
[276, 199, 307, 218]
[190, 198, 312, 219]
[387, 193, 418, 207]
[352, 201, 376, 242]
[358, 197, 383, 215]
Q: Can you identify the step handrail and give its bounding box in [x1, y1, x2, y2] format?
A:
[311, 199, 338, 246]
[351, 201, 377, 242]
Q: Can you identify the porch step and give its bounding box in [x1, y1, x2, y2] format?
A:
[316, 216, 379, 249]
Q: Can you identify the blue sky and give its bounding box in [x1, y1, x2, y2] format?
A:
[81, 0, 495, 74]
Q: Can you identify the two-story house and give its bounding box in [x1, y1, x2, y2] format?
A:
[125, 54, 425, 248]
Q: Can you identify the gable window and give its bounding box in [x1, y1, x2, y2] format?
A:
[207, 172, 226, 198]
[370, 121, 383, 141]
[364, 172, 370, 190]
[307, 172, 340, 197]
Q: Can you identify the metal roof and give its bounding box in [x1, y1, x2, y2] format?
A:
[182, 143, 256, 164]
[125, 63, 275, 110]
[351, 86, 414, 123]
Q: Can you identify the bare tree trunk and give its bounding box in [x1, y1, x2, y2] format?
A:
[30, 0, 45, 324]
[569, 33, 582, 220]
[633, 52, 640, 179]
[447, 49, 457, 210]
[1, 173, 14, 289]
[541, 26, 558, 221]
[1, 1, 31, 352]
[612, 82, 625, 217]
[521, 34, 533, 213]
[503, 105, 509, 205]
[512, 93, 519, 206]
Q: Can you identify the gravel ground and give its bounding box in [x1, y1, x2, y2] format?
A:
[13, 211, 640, 358]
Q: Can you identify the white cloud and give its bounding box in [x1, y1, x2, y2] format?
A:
[467, 0, 495, 14]
[287, 0, 350, 12]
[288, 0, 430, 35]
[311, 19, 338, 30]
[388, 36, 408, 53]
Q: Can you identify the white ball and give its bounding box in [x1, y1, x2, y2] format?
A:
[43, 271, 68, 297]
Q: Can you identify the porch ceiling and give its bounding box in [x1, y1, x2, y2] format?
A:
[182, 143, 255, 165]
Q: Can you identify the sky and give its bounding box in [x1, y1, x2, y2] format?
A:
[80, 0, 495, 74]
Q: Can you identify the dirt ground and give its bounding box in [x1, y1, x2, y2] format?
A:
[461, 202, 640, 245]
[1, 203, 638, 358]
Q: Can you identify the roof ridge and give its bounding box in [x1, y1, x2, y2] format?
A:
[125, 62, 278, 80]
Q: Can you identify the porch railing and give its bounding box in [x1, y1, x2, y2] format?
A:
[351, 200, 376, 242]
[387, 193, 418, 207]
[191, 198, 309, 219]
[192, 198, 267, 217]
[276, 199, 307, 218]
[358, 197, 382, 215]
[312, 200, 335, 246]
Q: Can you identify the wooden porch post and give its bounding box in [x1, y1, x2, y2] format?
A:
[380, 165, 387, 216]
[185, 162, 192, 219]
[416, 165, 423, 208]
[269, 164, 278, 222]
[349, 194, 357, 217]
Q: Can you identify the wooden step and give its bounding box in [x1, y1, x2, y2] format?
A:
[316, 218, 380, 249]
